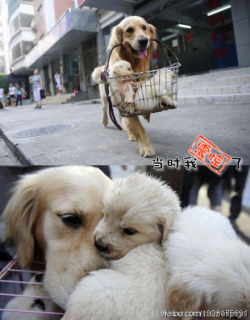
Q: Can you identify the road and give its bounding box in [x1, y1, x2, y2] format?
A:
[0, 101, 249, 165]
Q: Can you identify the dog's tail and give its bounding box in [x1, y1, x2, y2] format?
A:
[92, 66, 105, 84]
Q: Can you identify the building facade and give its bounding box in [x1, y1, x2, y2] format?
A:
[0, 0, 9, 74]
[6, 0, 250, 98]
[7, 0, 36, 74]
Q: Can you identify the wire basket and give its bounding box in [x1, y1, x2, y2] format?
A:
[0, 260, 64, 319]
[103, 39, 181, 118]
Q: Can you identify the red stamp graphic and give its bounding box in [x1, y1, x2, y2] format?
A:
[188, 135, 231, 174]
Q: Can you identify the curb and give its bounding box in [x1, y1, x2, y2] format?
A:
[0, 128, 32, 165]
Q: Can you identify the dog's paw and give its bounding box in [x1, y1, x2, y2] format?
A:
[139, 144, 155, 157]
[102, 115, 108, 127]
[129, 135, 136, 142]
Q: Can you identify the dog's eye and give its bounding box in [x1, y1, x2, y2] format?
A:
[59, 214, 83, 229]
[126, 27, 134, 33]
[32, 299, 45, 311]
[128, 68, 131, 71]
[142, 25, 147, 30]
[123, 228, 137, 235]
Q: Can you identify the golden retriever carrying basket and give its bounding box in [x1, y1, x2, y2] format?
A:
[102, 39, 181, 118]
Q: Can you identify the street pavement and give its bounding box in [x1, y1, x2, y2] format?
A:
[0, 101, 249, 165]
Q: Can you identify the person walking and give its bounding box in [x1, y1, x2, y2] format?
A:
[16, 84, 23, 106]
[8, 83, 16, 107]
[54, 71, 63, 94]
[0, 86, 7, 110]
[29, 69, 43, 109]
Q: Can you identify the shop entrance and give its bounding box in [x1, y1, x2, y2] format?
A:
[149, 0, 238, 75]
[69, 56, 80, 93]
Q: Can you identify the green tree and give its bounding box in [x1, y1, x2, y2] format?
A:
[0, 74, 8, 94]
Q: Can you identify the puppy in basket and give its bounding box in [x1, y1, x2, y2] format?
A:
[2, 274, 62, 320]
[92, 60, 136, 113]
[134, 68, 177, 111]
[61, 173, 181, 320]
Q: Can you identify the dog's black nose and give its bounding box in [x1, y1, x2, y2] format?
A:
[95, 239, 108, 252]
[138, 38, 148, 48]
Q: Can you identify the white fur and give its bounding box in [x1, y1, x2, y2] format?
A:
[2, 275, 61, 320]
[165, 206, 250, 313]
[62, 243, 171, 320]
[134, 68, 177, 110]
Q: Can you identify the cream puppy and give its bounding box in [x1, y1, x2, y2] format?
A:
[166, 206, 250, 316]
[61, 173, 181, 320]
[2, 274, 62, 320]
[108, 60, 135, 112]
[94, 172, 181, 259]
[134, 68, 177, 111]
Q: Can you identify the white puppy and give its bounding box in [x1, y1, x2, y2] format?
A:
[2, 274, 62, 320]
[134, 68, 177, 111]
[62, 173, 181, 320]
[62, 243, 170, 320]
[165, 206, 250, 315]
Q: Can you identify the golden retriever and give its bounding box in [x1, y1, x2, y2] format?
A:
[1, 166, 112, 310]
[92, 16, 157, 157]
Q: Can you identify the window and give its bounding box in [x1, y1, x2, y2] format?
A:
[37, 5, 43, 24]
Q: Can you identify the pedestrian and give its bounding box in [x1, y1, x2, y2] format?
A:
[62, 69, 68, 94]
[16, 84, 23, 106]
[8, 83, 16, 107]
[29, 69, 43, 109]
[228, 166, 249, 223]
[54, 70, 63, 94]
[0, 86, 7, 110]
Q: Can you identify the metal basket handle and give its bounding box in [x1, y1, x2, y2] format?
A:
[104, 44, 122, 71]
[151, 38, 180, 67]
[104, 39, 179, 72]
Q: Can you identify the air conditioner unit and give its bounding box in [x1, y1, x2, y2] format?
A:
[30, 21, 37, 31]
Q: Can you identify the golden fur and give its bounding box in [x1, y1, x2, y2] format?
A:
[1, 166, 112, 309]
[92, 16, 157, 157]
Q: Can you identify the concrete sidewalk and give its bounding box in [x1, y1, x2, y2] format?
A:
[0, 101, 249, 165]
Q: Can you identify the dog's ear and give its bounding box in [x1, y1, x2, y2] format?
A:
[148, 24, 157, 50]
[108, 25, 122, 48]
[142, 114, 150, 123]
[168, 276, 203, 311]
[157, 219, 168, 244]
[2, 175, 41, 266]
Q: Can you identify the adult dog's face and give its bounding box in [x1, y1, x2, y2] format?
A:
[2, 166, 112, 309]
[109, 16, 157, 59]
